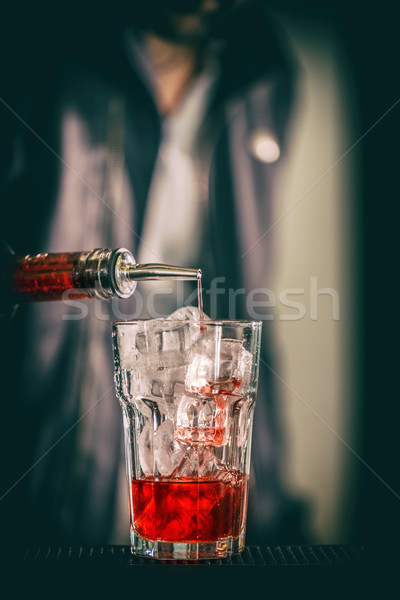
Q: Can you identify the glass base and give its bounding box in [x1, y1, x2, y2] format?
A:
[130, 527, 246, 560]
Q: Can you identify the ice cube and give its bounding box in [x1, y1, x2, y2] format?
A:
[150, 374, 185, 401]
[185, 336, 253, 394]
[171, 445, 229, 480]
[175, 393, 217, 445]
[139, 419, 185, 477]
[115, 326, 140, 371]
[154, 419, 185, 477]
[154, 419, 184, 476]
[119, 308, 209, 371]
[138, 423, 154, 476]
[135, 321, 185, 370]
[135, 331, 150, 354]
[166, 306, 207, 321]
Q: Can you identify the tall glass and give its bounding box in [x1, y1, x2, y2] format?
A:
[112, 318, 262, 560]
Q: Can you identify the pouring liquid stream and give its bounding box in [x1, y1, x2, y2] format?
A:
[197, 270, 204, 321]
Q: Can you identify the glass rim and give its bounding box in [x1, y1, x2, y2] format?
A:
[112, 318, 262, 328]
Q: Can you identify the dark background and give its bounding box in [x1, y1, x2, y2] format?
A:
[270, 0, 400, 543]
[336, 0, 400, 544]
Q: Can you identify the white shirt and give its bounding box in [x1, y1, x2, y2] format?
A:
[128, 34, 219, 317]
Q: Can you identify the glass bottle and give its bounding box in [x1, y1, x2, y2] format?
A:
[1, 245, 201, 316]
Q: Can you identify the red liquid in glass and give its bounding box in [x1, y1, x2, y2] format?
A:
[131, 473, 248, 543]
[13, 252, 90, 301]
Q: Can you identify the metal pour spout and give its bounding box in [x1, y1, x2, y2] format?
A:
[124, 263, 202, 281]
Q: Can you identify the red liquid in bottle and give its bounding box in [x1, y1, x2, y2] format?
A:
[131, 473, 248, 543]
[12, 252, 91, 301]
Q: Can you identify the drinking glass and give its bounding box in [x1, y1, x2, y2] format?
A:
[112, 317, 262, 560]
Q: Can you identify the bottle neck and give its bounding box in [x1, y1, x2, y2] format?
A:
[8, 245, 200, 303]
[9, 247, 137, 302]
[79, 248, 136, 299]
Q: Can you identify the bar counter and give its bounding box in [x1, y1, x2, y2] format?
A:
[2, 544, 397, 594]
[0, 543, 392, 567]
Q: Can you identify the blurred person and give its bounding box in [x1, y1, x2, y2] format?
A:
[0, 0, 308, 545]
